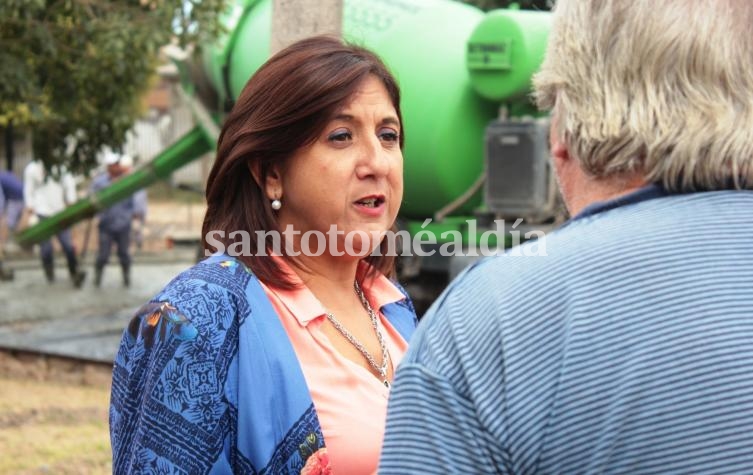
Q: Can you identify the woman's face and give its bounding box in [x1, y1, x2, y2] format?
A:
[266, 75, 403, 257]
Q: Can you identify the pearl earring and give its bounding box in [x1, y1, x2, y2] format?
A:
[271, 199, 282, 210]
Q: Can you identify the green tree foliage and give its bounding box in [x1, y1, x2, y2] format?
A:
[460, 0, 552, 11]
[0, 0, 227, 174]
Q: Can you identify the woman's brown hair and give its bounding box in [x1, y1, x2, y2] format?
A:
[201, 35, 404, 288]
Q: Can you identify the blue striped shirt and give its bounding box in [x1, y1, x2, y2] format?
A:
[380, 187, 753, 474]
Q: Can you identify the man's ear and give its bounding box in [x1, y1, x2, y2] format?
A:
[248, 161, 283, 200]
[550, 134, 570, 165]
[548, 112, 570, 166]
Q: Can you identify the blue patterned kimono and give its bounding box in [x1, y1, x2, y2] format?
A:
[110, 254, 417, 474]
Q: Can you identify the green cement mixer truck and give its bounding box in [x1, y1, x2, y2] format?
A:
[16, 0, 557, 311]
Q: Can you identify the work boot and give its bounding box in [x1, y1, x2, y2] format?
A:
[0, 261, 14, 281]
[68, 262, 86, 289]
[122, 264, 130, 288]
[94, 264, 104, 288]
[72, 270, 86, 289]
[43, 262, 55, 283]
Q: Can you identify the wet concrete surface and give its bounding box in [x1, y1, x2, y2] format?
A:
[0, 249, 197, 363]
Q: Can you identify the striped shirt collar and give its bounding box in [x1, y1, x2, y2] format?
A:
[571, 183, 668, 222]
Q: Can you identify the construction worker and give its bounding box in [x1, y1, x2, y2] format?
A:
[91, 152, 145, 287]
[23, 160, 86, 288]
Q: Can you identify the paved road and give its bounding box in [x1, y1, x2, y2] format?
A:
[0, 249, 196, 363]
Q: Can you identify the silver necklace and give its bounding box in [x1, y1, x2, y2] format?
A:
[325, 280, 391, 388]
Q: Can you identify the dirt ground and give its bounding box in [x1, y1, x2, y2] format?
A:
[0, 351, 113, 474]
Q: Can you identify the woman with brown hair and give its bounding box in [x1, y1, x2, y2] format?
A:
[110, 36, 417, 474]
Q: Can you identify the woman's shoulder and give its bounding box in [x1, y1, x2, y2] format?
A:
[123, 256, 262, 346]
[162, 255, 256, 294]
[163, 258, 246, 305]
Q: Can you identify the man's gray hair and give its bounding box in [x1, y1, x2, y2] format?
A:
[533, 0, 753, 191]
